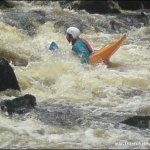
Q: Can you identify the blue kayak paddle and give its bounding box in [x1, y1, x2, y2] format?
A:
[49, 41, 59, 51]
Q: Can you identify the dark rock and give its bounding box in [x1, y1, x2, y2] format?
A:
[0, 0, 15, 9]
[142, 1, 150, 9]
[52, 5, 149, 34]
[118, 0, 141, 10]
[0, 94, 36, 116]
[2, 9, 46, 36]
[60, 0, 121, 14]
[0, 57, 20, 91]
[121, 116, 150, 129]
[59, 1, 150, 13]
[1, 1, 149, 35]
[79, 0, 121, 14]
[108, 12, 150, 33]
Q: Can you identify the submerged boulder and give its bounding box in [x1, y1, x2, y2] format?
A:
[0, 57, 20, 91]
[36, 103, 84, 127]
[0, 49, 28, 66]
[0, 94, 37, 116]
[121, 116, 150, 129]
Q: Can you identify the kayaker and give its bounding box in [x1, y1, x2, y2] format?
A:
[66, 27, 93, 64]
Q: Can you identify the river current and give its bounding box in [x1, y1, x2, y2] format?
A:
[0, 1, 150, 149]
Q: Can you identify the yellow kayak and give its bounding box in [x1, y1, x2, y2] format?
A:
[89, 33, 127, 65]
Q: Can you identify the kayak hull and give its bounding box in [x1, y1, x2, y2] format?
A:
[89, 33, 127, 65]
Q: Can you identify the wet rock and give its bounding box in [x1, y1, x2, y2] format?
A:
[109, 20, 130, 33]
[108, 12, 149, 33]
[60, 1, 150, 12]
[0, 0, 15, 9]
[121, 116, 150, 129]
[2, 9, 46, 36]
[0, 94, 36, 116]
[1, 2, 149, 35]
[78, 0, 121, 14]
[52, 9, 149, 34]
[35, 106, 150, 129]
[118, 0, 141, 10]
[122, 12, 149, 28]
[59, 0, 121, 14]
[142, 1, 150, 9]
[0, 57, 20, 91]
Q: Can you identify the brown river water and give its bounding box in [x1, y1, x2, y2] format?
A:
[0, 1, 150, 149]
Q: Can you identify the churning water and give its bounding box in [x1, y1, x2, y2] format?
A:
[0, 1, 150, 149]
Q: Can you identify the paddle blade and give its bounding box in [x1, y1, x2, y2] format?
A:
[49, 41, 59, 51]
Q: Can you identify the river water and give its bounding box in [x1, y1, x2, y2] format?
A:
[0, 1, 150, 149]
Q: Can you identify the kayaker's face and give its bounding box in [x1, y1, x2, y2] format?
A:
[66, 34, 72, 43]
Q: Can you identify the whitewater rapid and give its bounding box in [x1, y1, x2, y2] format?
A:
[0, 1, 150, 149]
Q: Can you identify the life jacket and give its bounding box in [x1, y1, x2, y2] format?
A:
[80, 38, 93, 54]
